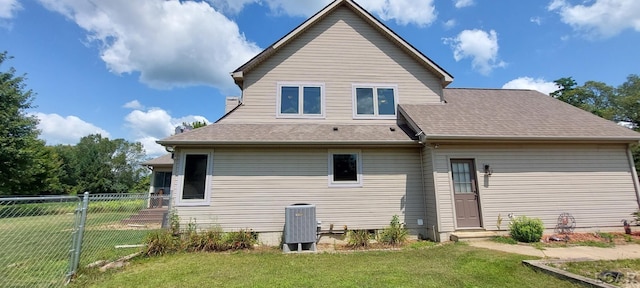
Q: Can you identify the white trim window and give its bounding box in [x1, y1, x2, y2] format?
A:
[175, 150, 213, 206]
[352, 84, 398, 119]
[277, 82, 325, 118]
[328, 150, 363, 187]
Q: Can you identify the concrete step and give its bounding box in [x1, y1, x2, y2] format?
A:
[450, 231, 500, 242]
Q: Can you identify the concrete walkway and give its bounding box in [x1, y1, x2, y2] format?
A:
[469, 241, 640, 260]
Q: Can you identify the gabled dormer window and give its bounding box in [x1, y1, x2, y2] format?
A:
[352, 84, 398, 119]
[277, 83, 325, 118]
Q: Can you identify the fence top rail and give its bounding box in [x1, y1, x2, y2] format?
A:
[0, 196, 80, 202]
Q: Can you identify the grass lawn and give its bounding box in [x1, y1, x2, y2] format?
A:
[72, 243, 581, 288]
[551, 259, 640, 285]
[0, 205, 156, 288]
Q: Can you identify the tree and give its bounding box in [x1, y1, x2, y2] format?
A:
[72, 134, 148, 194]
[551, 77, 617, 120]
[616, 74, 640, 128]
[0, 52, 62, 195]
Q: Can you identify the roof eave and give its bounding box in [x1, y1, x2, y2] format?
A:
[425, 135, 640, 144]
[156, 140, 418, 147]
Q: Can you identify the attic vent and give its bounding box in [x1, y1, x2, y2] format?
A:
[283, 203, 317, 252]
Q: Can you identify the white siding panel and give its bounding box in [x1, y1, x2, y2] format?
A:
[421, 146, 439, 239]
[174, 147, 424, 233]
[433, 144, 639, 233]
[222, 6, 443, 124]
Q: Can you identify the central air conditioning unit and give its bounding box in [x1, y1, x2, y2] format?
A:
[283, 203, 317, 252]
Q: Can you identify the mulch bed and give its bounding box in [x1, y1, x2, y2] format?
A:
[542, 231, 640, 246]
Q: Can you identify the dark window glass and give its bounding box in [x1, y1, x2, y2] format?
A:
[303, 86, 321, 114]
[154, 171, 172, 188]
[333, 154, 358, 182]
[377, 88, 395, 115]
[356, 88, 374, 115]
[182, 154, 207, 200]
[280, 86, 299, 114]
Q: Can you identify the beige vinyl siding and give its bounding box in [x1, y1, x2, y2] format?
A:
[433, 143, 638, 233]
[421, 146, 439, 240]
[172, 147, 424, 233]
[222, 6, 443, 124]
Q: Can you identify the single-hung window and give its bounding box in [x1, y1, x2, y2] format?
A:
[277, 83, 324, 118]
[176, 151, 213, 206]
[353, 84, 397, 119]
[328, 150, 362, 187]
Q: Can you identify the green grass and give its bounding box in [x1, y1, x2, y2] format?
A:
[492, 236, 518, 245]
[72, 243, 582, 288]
[0, 205, 156, 288]
[552, 259, 640, 285]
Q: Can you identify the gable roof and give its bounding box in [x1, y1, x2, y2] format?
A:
[157, 123, 417, 146]
[400, 88, 640, 143]
[141, 153, 173, 167]
[231, 0, 453, 88]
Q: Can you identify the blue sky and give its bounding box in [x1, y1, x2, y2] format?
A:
[1, 0, 639, 157]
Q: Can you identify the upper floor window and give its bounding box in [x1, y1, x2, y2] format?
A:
[352, 84, 398, 119]
[277, 83, 325, 118]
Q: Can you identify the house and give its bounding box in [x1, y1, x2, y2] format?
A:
[152, 0, 640, 243]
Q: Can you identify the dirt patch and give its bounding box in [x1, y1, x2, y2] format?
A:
[316, 239, 422, 252]
[88, 223, 161, 231]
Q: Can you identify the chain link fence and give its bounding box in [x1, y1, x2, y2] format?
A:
[0, 193, 168, 288]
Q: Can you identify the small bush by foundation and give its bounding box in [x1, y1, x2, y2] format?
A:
[347, 230, 370, 248]
[509, 216, 544, 243]
[377, 215, 408, 245]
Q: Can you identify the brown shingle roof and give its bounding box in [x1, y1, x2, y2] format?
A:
[158, 124, 417, 146]
[400, 88, 640, 142]
[141, 154, 173, 166]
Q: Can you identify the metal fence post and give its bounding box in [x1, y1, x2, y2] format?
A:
[67, 192, 89, 282]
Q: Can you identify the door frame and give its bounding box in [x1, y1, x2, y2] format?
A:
[449, 158, 483, 229]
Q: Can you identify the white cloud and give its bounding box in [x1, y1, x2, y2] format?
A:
[548, 0, 640, 38]
[37, 0, 261, 91]
[210, 0, 437, 27]
[124, 106, 209, 157]
[443, 29, 506, 75]
[137, 136, 169, 157]
[443, 19, 456, 29]
[530, 16, 541, 25]
[0, 0, 21, 19]
[454, 0, 474, 8]
[123, 100, 143, 109]
[34, 113, 110, 145]
[502, 77, 560, 95]
[364, 0, 437, 27]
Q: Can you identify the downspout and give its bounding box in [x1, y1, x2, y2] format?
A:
[627, 144, 640, 209]
[419, 146, 428, 240]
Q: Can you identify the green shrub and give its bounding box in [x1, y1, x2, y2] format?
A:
[201, 227, 229, 251]
[377, 215, 408, 245]
[169, 210, 180, 236]
[225, 229, 257, 250]
[347, 230, 370, 248]
[143, 230, 179, 256]
[509, 216, 544, 243]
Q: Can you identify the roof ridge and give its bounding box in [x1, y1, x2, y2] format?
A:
[445, 87, 538, 92]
